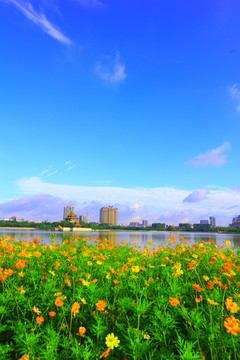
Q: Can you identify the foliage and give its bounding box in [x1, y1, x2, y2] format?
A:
[0, 234, 240, 359]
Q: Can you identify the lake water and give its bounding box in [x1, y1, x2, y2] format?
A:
[0, 229, 240, 248]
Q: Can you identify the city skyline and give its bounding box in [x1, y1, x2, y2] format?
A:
[1, 1, 240, 225]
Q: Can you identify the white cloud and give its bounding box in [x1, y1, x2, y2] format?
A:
[95, 52, 127, 84]
[2, 0, 72, 45]
[229, 83, 240, 111]
[183, 189, 209, 203]
[186, 142, 231, 167]
[9, 176, 240, 226]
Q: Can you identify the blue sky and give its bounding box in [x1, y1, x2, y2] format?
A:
[1, 0, 240, 225]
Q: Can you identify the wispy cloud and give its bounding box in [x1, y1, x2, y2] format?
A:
[65, 165, 78, 171]
[95, 52, 127, 84]
[186, 142, 231, 167]
[2, 0, 72, 45]
[40, 161, 78, 177]
[229, 83, 240, 111]
[183, 189, 209, 203]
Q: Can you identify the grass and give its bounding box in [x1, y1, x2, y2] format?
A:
[0, 234, 240, 360]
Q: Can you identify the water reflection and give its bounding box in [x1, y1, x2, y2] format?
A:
[0, 229, 240, 248]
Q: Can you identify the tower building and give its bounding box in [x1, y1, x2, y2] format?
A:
[100, 206, 118, 225]
[209, 216, 216, 227]
[63, 206, 74, 221]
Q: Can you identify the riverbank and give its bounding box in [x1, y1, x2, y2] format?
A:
[0, 227, 36, 230]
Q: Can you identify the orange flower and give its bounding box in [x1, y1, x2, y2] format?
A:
[91, 278, 98, 284]
[96, 300, 107, 311]
[4, 269, 14, 277]
[71, 302, 80, 317]
[192, 283, 203, 292]
[225, 298, 240, 313]
[76, 326, 86, 337]
[14, 259, 29, 269]
[100, 348, 111, 358]
[49, 311, 56, 317]
[55, 297, 64, 307]
[65, 279, 71, 287]
[169, 297, 180, 306]
[113, 279, 120, 284]
[36, 316, 44, 325]
[32, 251, 41, 257]
[224, 316, 240, 335]
[19, 354, 29, 360]
[195, 296, 203, 303]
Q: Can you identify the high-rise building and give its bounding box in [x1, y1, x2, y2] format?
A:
[209, 216, 216, 227]
[63, 206, 74, 221]
[79, 215, 89, 223]
[142, 220, 148, 227]
[100, 206, 118, 225]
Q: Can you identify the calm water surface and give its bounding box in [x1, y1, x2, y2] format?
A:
[1, 229, 240, 248]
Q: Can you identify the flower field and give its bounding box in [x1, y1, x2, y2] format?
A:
[0, 234, 240, 360]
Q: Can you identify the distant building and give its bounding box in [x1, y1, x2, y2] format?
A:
[152, 223, 166, 229]
[79, 215, 89, 223]
[209, 216, 216, 227]
[142, 220, 148, 227]
[229, 215, 240, 227]
[233, 215, 240, 223]
[100, 206, 118, 225]
[200, 220, 209, 225]
[63, 206, 74, 221]
[0, 216, 25, 222]
[129, 222, 140, 227]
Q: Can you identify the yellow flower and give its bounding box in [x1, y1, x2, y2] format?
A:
[32, 306, 41, 315]
[225, 241, 231, 247]
[79, 278, 90, 286]
[81, 298, 87, 304]
[105, 333, 120, 349]
[203, 275, 209, 281]
[147, 241, 154, 245]
[131, 265, 140, 273]
[207, 298, 219, 305]
[18, 286, 25, 294]
[143, 333, 150, 339]
[172, 262, 182, 270]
